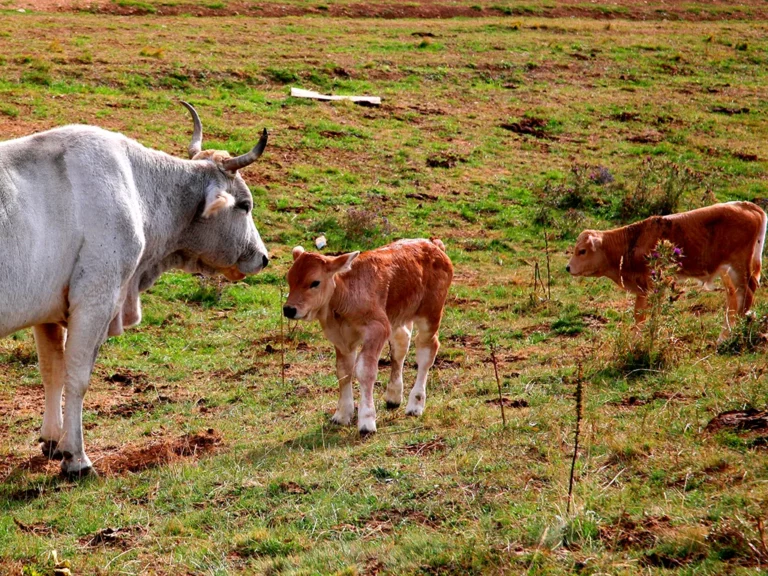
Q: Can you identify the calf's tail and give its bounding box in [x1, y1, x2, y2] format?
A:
[751, 206, 767, 291]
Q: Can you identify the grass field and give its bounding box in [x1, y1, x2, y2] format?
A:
[1, 4, 768, 575]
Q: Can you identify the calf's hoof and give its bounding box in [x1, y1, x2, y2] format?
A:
[330, 412, 353, 426]
[40, 439, 63, 460]
[358, 424, 377, 436]
[385, 401, 401, 410]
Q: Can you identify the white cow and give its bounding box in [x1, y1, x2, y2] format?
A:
[0, 103, 269, 477]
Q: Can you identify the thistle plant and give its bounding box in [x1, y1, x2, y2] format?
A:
[643, 240, 684, 363]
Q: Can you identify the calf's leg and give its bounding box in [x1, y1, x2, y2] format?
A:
[356, 321, 389, 434]
[331, 347, 357, 426]
[405, 318, 440, 417]
[33, 323, 66, 459]
[385, 322, 412, 409]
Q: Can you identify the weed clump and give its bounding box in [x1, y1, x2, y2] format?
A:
[616, 157, 706, 221]
[717, 309, 768, 355]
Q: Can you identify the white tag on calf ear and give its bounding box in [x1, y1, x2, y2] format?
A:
[202, 190, 234, 218]
[292, 246, 305, 261]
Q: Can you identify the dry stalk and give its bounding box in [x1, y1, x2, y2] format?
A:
[490, 346, 506, 427]
[543, 228, 551, 301]
[567, 363, 584, 514]
[279, 285, 286, 389]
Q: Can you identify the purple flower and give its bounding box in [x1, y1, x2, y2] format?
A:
[652, 251, 660, 258]
[673, 247, 681, 256]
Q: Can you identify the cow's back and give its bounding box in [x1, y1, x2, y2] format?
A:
[0, 126, 140, 336]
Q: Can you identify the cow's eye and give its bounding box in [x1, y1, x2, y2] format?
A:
[310, 280, 321, 288]
[579, 249, 587, 255]
[235, 200, 251, 212]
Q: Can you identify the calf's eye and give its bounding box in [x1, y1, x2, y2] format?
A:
[578, 249, 587, 255]
[310, 280, 321, 288]
[235, 201, 251, 212]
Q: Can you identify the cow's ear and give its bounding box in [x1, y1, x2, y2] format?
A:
[328, 251, 359, 275]
[588, 233, 603, 251]
[202, 187, 234, 218]
[292, 246, 305, 261]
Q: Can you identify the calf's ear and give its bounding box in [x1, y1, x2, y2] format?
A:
[292, 246, 305, 261]
[328, 251, 360, 275]
[588, 233, 603, 251]
[202, 186, 235, 218]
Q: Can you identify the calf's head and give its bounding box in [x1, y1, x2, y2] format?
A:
[284, 246, 359, 320]
[178, 101, 269, 281]
[567, 230, 606, 277]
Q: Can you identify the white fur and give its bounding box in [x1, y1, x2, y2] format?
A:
[0, 124, 268, 475]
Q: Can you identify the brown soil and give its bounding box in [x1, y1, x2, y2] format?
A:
[486, 396, 528, 408]
[11, 0, 768, 20]
[706, 408, 768, 433]
[93, 429, 222, 475]
[401, 436, 447, 455]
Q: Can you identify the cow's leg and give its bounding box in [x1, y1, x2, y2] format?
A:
[33, 324, 66, 459]
[331, 347, 356, 426]
[385, 322, 413, 409]
[356, 321, 390, 434]
[57, 306, 113, 478]
[405, 318, 440, 417]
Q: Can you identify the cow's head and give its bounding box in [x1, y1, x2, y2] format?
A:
[567, 230, 606, 277]
[178, 101, 269, 281]
[283, 246, 359, 320]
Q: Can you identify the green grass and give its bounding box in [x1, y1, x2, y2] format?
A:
[1, 7, 768, 576]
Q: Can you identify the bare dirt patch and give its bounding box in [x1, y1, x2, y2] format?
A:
[706, 408, 768, 433]
[401, 436, 446, 456]
[92, 429, 221, 475]
[486, 396, 529, 408]
[599, 514, 672, 550]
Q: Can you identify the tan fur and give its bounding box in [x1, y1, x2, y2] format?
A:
[284, 238, 453, 434]
[567, 202, 767, 337]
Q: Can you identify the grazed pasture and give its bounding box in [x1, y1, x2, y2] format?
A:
[1, 4, 767, 574]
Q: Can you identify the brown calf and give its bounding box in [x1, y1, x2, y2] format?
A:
[567, 201, 767, 337]
[283, 239, 453, 434]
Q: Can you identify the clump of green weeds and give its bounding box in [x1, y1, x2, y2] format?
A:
[343, 200, 393, 249]
[535, 164, 614, 237]
[717, 307, 768, 355]
[616, 157, 706, 221]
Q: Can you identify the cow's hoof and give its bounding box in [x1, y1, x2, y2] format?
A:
[40, 440, 63, 460]
[385, 401, 401, 410]
[60, 465, 95, 481]
[405, 405, 424, 417]
[358, 425, 377, 436]
[60, 452, 95, 480]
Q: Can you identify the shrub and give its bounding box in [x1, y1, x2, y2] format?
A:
[617, 157, 705, 221]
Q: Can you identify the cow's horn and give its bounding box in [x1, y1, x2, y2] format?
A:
[180, 100, 203, 159]
[222, 129, 268, 173]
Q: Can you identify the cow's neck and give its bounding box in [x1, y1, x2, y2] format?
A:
[126, 147, 211, 274]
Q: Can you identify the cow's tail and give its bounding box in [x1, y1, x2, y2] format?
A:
[750, 205, 767, 292]
[430, 238, 446, 252]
